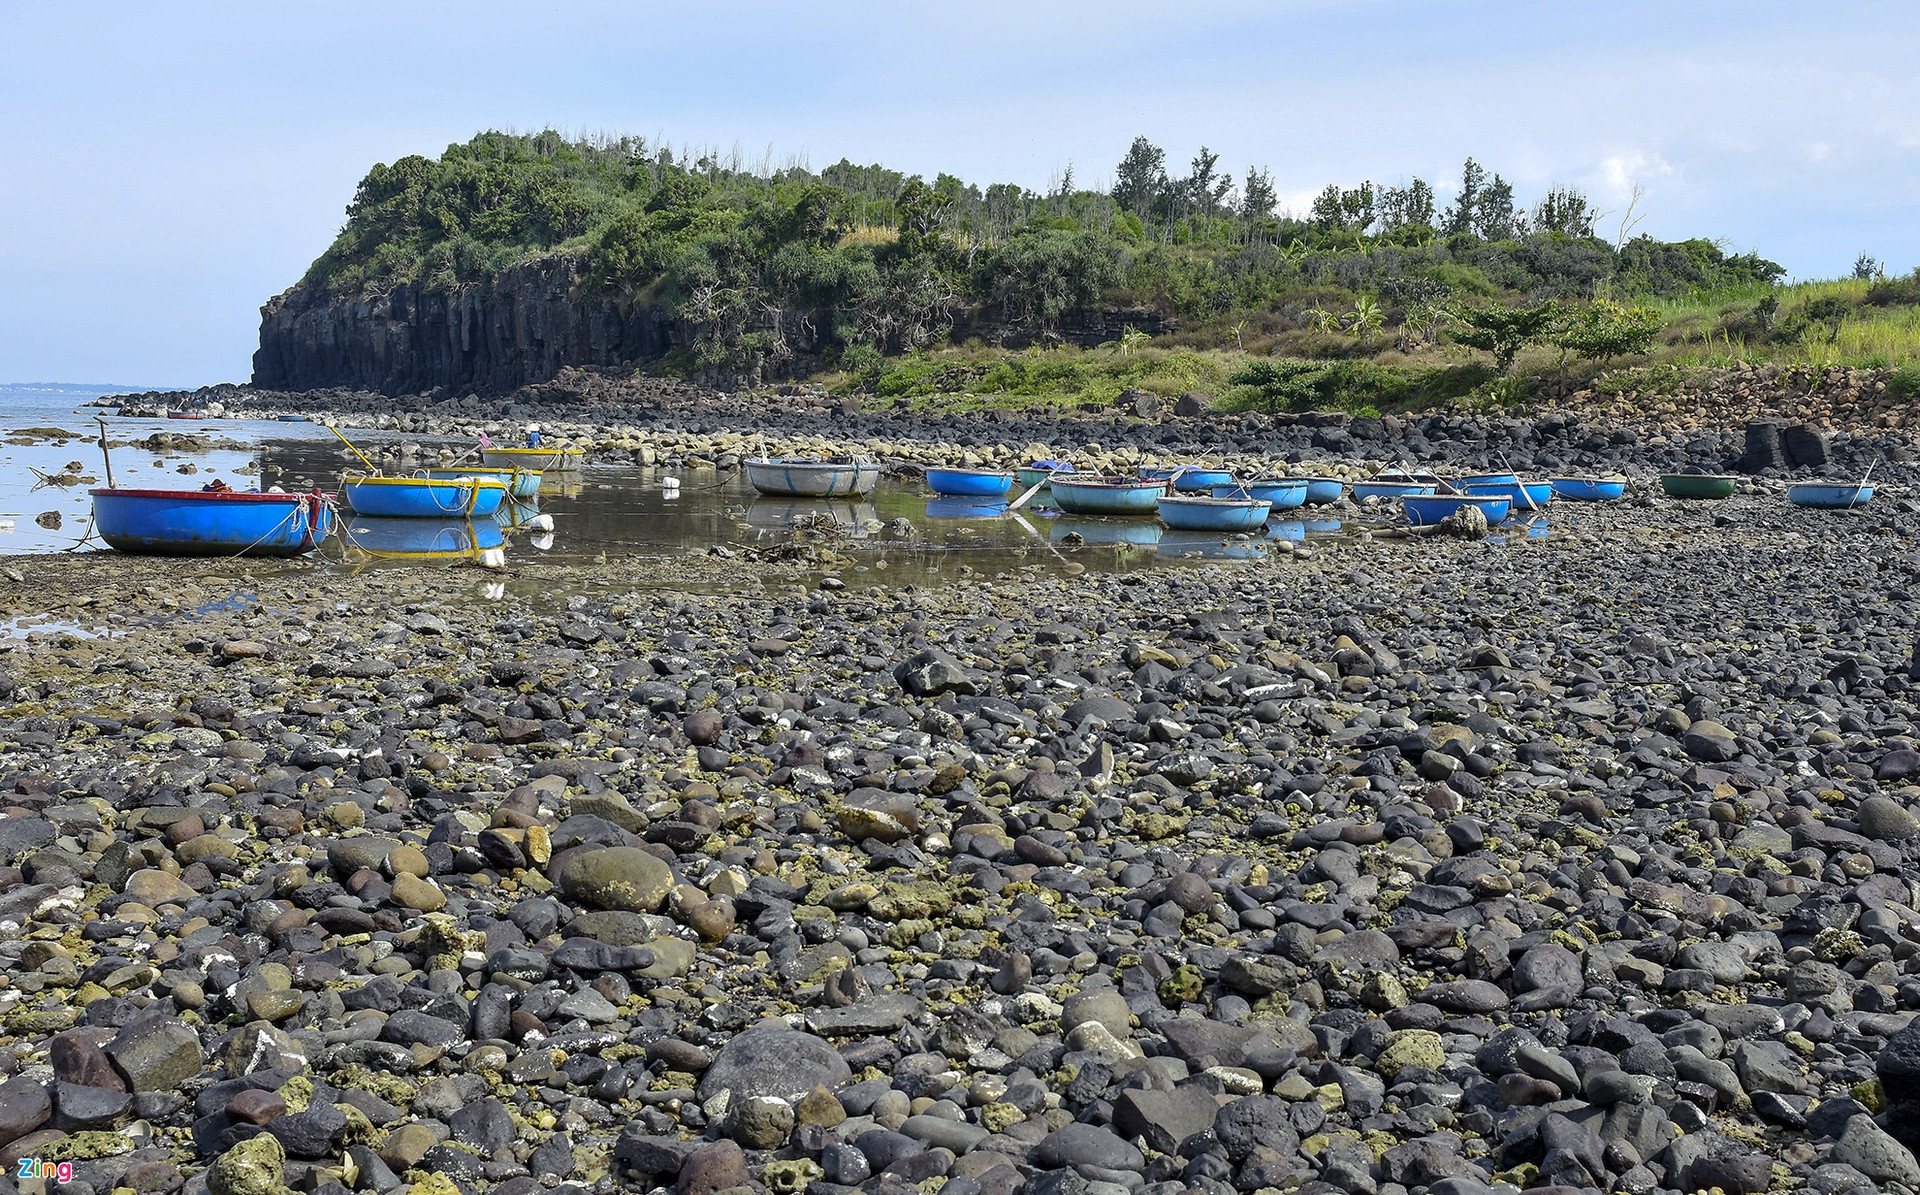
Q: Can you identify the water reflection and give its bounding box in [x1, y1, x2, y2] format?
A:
[342, 517, 506, 564]
[1050, 518, 1163, 546]
[925, 497, 1010, 520]
[746, 500, 879, 538]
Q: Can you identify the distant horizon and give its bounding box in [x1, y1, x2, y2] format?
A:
[5, 1, 1918, 385]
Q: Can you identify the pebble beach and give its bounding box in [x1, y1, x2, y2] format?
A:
[1, 390, 1919, 1195]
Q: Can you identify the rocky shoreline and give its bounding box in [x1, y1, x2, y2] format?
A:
[97, 377, 1920, 490]
[1, 476, 1920, 1195]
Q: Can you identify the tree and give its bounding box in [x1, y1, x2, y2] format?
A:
[1550, 300, 1663, 369]
[1240, 167, 1276, 220]
[1343, 295, 1384, 346]
[1450, 301, 1560, 373]
[1112, 136, 1167, 219]
[1188, 146, 1230, 217]
[1310, 182, 1375, 233]
[1854, 253, 1884, 281]
[1441, 159, 1487, 236]
[1474, 173, 1522, 240]
[1230, 359, 1322, 413]
[1377, 178, 1434, 232]
[1532, 186, 1596, 238]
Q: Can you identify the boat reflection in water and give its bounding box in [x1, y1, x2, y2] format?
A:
[1049, 518, 1163, 547]
[341, 516, 506, 566]
[745, 500, 880, 538]
[924, 496, 1008, 520]
[1156, 531, 1264, 560]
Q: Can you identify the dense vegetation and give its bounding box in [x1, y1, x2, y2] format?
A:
[299, 129, 1920, 405]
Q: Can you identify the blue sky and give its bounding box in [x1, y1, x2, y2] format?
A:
[3, 0, 1917, 387]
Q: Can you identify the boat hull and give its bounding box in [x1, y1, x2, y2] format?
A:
[1142, 467, 1234, 492]
[481, 447, 583, 471]
[1465, 480, 1553, 511]
[1549, 477, 1627, 501]
[424, 468, 542, 501]
[926, 468, 1015, 497]
[1660, 474, 1738, 499]
[1017, 461, 1075, 493]
[1787, 483, 1874, 508]
[1403, 494, 1512, 526]
[1457, 472, 1518, 487]
[341, 476, 507, 518]
[1353, 481, 1436, 502]
[1299, 478, 1345, 505]
[1159, 495, 1273, 531]
[1211, 481, 1308, 509]
[1049, 476, 1166, 515]
[745, 458, 881, 497]
[90, 488, 334, 557]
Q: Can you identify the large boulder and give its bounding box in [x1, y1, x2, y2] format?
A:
[698, 1028, 851, 1104]
[559, 847, 674, 913]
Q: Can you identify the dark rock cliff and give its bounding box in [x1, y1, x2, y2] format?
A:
[252, 257, 678, 397]
[253, 253, 1179, 397]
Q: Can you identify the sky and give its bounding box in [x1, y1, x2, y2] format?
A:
[2, 0, 1918, 388]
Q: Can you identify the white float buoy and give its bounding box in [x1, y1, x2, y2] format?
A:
[479, 547, 506, 570]
[531, 533, 555, 551]
[525, 513, 554, 531]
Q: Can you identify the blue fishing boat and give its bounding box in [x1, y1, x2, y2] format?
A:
[1158, 494, 1273, 531]
[1050, 519, 1163, 546]
[925, 496, 1009, 519]
[1787, 482, 1874, 509]
[1403, 493, 1511, 526]
[1211, 480, 1308, 510]
[424, 467, 541, 501]
[1298, 477, 1346, 505]
[342, 517, 507, 563]
[276, 415, 310, 423]
[339, 474, 507, 519]
[1142, 465, 1234, 492]
[745, 457, 881, 498]
[1457, 472, 1519, 488]
[1549, 476, 1628, 501]
[1017, 460, 1075, 492]
[89, 485, 335, 557]
[1352, 477, 1437, 502]
[1465, 480, 1553, 512]
[926, 467, 1015, 497]
[1049, 475, 1167, 515]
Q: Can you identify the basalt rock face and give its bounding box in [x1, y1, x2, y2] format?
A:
[254, 253, 1181, 396]
[252, 257, 677, 397]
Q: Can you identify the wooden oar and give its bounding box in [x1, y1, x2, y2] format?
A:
[1007, 473, 1052, 513]
[1850, 459, 1878, 510]
[325, 422, 379, 473]
[94, 415, 116, 488]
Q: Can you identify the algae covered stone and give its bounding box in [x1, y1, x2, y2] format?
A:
[559, 847, 674, 913]
[1376, 1029, 1445, 1078]
[208, 1133, 285, 1195]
